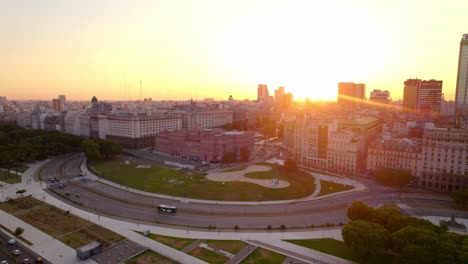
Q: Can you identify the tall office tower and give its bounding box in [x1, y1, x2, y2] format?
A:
[275, 86, 285, 106]
[337, 82, 366, 108]
[58, 95, 66, 105]
[403, 79, 420, 112]
[455, 34, 468, 115]
[418, 80, 442, 115]
[283, 92, 293, 108]
[257, 84, 269, 102]
[52, 99, 61, 111]
[403, 79, 442, 114]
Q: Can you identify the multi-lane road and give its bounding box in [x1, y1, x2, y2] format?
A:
[0, 230, 49, 264]
[37, 154, 467, 229]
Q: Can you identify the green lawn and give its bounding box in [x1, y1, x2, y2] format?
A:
[0, 196, 43, 213]
[206, 240, 248, 254]
[189, 247, 229, 264]
[126, 250, 179, 264]
[144, 233, 196, 250]
[0, 197, 124, 249]
[223, 165, 248, 172]
[318, 180, 354, 196]
[0, 169, 22, 184]
[240, 248, 286, 264]
[287, 238, 398, 264]
[287, 238, 359, 262]
[93, 161, 316, 201]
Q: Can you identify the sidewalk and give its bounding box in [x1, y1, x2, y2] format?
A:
[0, 208, 97, 264]
[247, 239, 357, 264]
[0, 160, 50, 203]
[82, 159, 366, 206]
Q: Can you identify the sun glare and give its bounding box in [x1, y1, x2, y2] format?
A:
[216, 1, 390, 100]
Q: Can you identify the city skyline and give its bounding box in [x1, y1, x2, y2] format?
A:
[1, 1, 468, 101]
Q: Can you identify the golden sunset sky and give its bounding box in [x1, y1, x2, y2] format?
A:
[1, 0, 467, 101]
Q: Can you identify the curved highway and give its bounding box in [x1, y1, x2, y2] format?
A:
[38, 154, 466, 229]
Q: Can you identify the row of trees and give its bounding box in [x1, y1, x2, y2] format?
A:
[0, 125, 122, 165]
[342, 201, 468, 263]
[81, 139, 122, 161]
[0, 125, 83, 165]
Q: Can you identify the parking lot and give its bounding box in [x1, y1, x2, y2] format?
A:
[0, 230, 50, 264]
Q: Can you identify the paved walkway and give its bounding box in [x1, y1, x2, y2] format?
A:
[0, 159, 50, 202]
[82, 160, 366, 205]
[206, 165, 290, 188]
[181, 239, 204, 253]
[247, 239, 357, 264]
[226, 244, 257, 264]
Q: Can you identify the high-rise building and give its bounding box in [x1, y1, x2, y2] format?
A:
[403, 79, 442, 114]
[257, 84, 269, 102]
[58, 95, 66, 105]
[283, 92, 293, 109]
[418, 80, 442, 114]
[455, 33, 468, 115]
[275, 86, 285, 107]
[52, 99, 61, 111]
[403, 79, 420, 112]
[337, 82, 366, 108]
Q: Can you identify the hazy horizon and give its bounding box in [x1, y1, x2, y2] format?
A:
[1, 0, 467, 101]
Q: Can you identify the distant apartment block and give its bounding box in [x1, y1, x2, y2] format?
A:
[369, 90, 391, 106]
[419, 128, 468, 191]
[283, 117, 367, 174]
[101, 114, 182, 148]
[257, 84, 269, 102]
[367, 138, 421, 176]
[155, 129, 255, 162]
[181, 109, 233, 130]
[441, 100, 455, 116]
[338, 82, 366, 108]
[403, 79, 442, 115]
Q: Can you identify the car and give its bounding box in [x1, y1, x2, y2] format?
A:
[8, 239, 15, 245]
[22, 259, 31, 264]
[12, 249, 21, 256]
[35, 257, 44, 264]
[65, 192, 71, 196]
[79, 172, 84, 176]
[75, 194, 80, 198]
[59, 183, 66, 189]
[1, 260, 8, 264]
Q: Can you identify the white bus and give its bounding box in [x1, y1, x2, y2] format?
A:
[157, 204, 177, 213]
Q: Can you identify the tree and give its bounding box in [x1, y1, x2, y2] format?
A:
[14, 227, 24, 237]
[451, 188, 468, 207]
[222, 152, 235, 163]
[347, 200, 373, 221]
[283, 158, 297, 172]
[394, 170, 412, 187]
[240, 147, 250, 161]
[81, 139, 101, 161]
[391, 226, 440, 264]
[342, 220, 391, 259]
[96, 139, 122, 159]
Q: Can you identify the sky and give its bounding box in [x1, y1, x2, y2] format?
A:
[0, 0, 467, 101]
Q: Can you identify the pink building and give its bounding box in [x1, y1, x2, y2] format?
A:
[155, 129, 255, 162]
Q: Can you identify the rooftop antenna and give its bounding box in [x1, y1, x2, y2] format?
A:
[140, 80, 142, 101]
